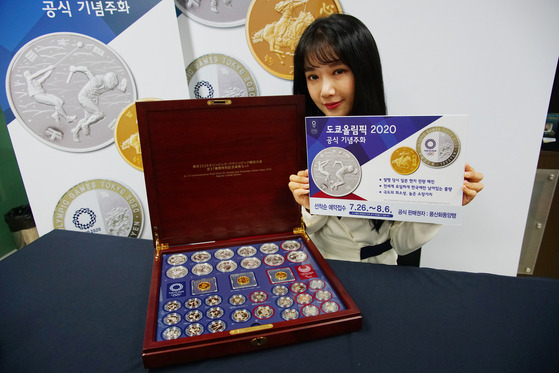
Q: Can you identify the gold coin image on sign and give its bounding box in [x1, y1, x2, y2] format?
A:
[52, 179, 144, 238]
[6, 32, 136, 152]
[175, 0, 252, 27]
[114, 99, 159, 171]
[186, 54, 259, 98]
[246, 0, 343, 79]
[416, 126, 461, 168]
[311, 147, 361, 197]
[390, 147, 420, 175]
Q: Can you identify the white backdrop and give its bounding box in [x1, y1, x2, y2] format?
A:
[177, 0, 559, 275]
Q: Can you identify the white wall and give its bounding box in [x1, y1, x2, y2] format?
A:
[178, 0, 559, 275]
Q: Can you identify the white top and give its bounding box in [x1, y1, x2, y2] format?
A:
[302, 208, 442, 265]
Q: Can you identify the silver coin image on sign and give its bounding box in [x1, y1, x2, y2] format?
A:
[311, 147, 362, 197]
[175, 0, 252, 27]
[416, 126, 460, 168]
[6, 32, 136, 152]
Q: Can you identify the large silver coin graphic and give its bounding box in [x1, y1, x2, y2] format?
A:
[6, 32, 136, 152]
[311, 147, 361, 197]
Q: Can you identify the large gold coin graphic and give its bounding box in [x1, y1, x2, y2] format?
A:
[390, 147, 420, 175]
[114, 99, 159, 171]
[246, 0, 343, 80]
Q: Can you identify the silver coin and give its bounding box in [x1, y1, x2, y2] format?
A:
[163, 300, 182, 312]
[216, 260, 237, 272]
[286, 251, 308, 263]
[272, 285, 289, 296]
[301, 305, 320, 317]
[186, 53, 258, 99]
[186, 309, 203, 322]
[205, 294, 222, 306]
[311, 147, 362, 197]
[315, 290, 332, 301]
[175, 0, 252, 27]
[264, 254, 285, 266]
[308, 279, 325, 290]
[249, 291, 268, 303]
[6, 32, 136, 152]
[208, 320, 227, 333]
[281, 240, 301, 251]
[185, 297, 202, 309]
[162, 326, 182, 340]
[166, 266, 189, 279]
[229, 294, 246, 306]
[167, 253, 188, 266]
[281, 308, 299, 321]
[53, 179, 144, 238]
[231, 309, 251, 322]
[191, 251, 212, 262]
[290, 282, 306, 293]
[214, 248, 234, 260]
[276, 296, 293, 308]
[240, 256, 261, 269]
[321, 301, 340, 313]
[163, 312, 182, 326]
[192, 263, 213, 276]
[206, 306, 224, 319]
[185, 323, 204, 336]
[416, 126, 461, 168]
[254, 305, 274, 320]
[259, 243, 279, 254]
[237, 246, 257, 257]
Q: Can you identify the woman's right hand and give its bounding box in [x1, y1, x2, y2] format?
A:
[288, 169, 310, 210]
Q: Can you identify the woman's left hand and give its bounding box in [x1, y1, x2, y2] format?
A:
[462, 163, 484, 206]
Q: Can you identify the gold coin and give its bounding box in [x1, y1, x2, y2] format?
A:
[390, 147, 420, 175]
[245, 0, 343, 80]
[237, 276, 250, 285]
[198, 281, 211, 291]
[114, 98, 159, 171]
[275, 271, 288, 280]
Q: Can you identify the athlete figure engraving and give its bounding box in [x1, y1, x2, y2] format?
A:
[24, 65, 76, 124]
[68, 65, 127, 142]
[331, 161, 358, 190]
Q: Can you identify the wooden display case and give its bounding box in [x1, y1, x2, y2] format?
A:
[136, 96, 362, 368]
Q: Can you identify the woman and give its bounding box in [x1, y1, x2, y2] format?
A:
[288, 14, 484, 264]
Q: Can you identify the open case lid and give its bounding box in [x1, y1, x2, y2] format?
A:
[136, 95, 306, 248]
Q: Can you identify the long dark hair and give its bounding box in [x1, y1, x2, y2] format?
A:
[293, 13, 387, 117]
[293, 14, 387, 231]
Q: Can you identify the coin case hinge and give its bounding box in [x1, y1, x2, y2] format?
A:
[154, 231, 169, 260]
[293, 219, 309, 240]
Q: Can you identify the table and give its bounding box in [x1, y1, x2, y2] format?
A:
[1, 230, 558, 372]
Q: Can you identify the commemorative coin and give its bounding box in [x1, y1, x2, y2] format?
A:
[186, 54, 258, 99]
[416, 126, 461, 168]
[52, 179, 144, 237]
[311, 147, 361, 197]
[175, 0, 252, 27]
[114, 99, 159, 171]
[390, 146, 420, 175]
[6, 32, 136, 152]
[246, 0, 343, 79]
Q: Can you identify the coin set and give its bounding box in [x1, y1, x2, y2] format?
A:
[156, 238, 345, 341]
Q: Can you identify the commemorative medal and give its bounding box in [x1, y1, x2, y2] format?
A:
[6, 32, 136, 152]
[390, 147, 420, 175]
[245, 0, 343, 79]
[416, 126, 461, 168]
[175, 0, 252, 27]
[311, 147, 361, 197]
[52, 179, 144, 237]
[186, 54, 258, 99]
[115, 99, 160, 171]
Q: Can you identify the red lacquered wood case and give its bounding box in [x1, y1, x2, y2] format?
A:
[136, 96, 362, 368]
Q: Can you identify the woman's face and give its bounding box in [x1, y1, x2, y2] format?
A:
[304, 60, 355, 116]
